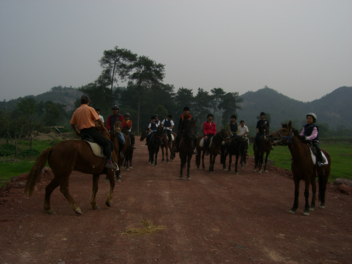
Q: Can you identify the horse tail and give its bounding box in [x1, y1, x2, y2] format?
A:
[25, 147, 52, 196]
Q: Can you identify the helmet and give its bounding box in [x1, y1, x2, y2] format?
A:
[155, 114, 159, 117]
[260, 112, 265, 116]
[124, 113, 130, 117]
[183, 106, 190, 111]
[306, 113, 317, 122]
[167, 114, 172, 119]
[151, 116, 156, 120]
[207, 113, 213, 118]
[112, 105, 120, 110]
[95, 108, 101, 112]
[231, 115, 237, 119]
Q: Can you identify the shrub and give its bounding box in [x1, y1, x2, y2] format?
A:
[19, 149, 40, 157]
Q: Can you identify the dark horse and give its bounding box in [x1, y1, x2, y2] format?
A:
[147, 126, 164, 167]
[221, 135, 247, 174]
[121, 127, 134, 170]
[160, 130, 177, 163]
[25, 121, 118, 215]
[253, 124, 272, 173]
[196, 128, 230, 173]
[178, 118, 197, 180]
[269, 121, 331, 216]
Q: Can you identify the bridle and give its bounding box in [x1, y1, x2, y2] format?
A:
[274, 129, 294, 145]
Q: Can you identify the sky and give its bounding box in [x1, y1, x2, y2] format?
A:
[0, 0, 351, 102]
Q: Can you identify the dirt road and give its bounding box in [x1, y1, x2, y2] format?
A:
[1, 137, 351, 263]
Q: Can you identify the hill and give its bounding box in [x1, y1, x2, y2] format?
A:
[237, 86, 352, 130]
[0, 86, 82, 112]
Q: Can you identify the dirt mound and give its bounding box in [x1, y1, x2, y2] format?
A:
[35, 131, 75, 141]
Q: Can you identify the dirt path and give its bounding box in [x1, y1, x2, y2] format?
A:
[0, 137, 351, 264]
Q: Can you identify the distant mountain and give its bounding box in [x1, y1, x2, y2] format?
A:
[237, 86, 352, 130]
[0, 86, 82, 112]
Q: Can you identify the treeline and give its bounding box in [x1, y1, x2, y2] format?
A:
[78, 46, 242, 134]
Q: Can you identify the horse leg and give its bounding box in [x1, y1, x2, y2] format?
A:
[234, 154, 240, 174]
[60, 177, 82, 215]
[253, 150, 258, 171]
[115, 170, 121, 182]
[310, 176, 316, 211]
[303, 180, 310, 216]
[319, 173, 327, 209]
[223, 153, 227, 170]
[259, 152, 264, 173]
[228, 154, 232, 173]
[186, 154, 191, 180]
[90, 174, 100, 210]
[179, 156, 185, 179]
[264, 151, 269, 172]
[44, 177, 62, 214]
[209, 154, 213, 173]
[196, 150, 200, 169]
[290, 178, 300, 214]
[202, 151, 205, 169]
[166, 145, 169, 163]
[105, 170, 115, 207]
[154, 148, 159, 167]
[161, 146, 164, 163]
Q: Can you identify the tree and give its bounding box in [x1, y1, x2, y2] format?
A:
[154, 105, 168, 120]
[129, 56, 165, 133]
[256, 113, 271, 123]
[9, 110, 25, 158]
[99, 46, 137, 106]
[174, 87, 194, 117]
[219, 92, 243, 127]
[210, 88, 226, 122]
[43, 101, 67, 126]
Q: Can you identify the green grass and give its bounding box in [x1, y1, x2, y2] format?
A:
[248, 143, 352, 182]
[0, 140, 55, 187]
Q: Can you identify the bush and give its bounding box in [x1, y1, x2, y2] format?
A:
[19, 149, 40, 157]
[0, 144, 16, 157]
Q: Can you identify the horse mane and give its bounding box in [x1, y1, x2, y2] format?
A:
[281, 122, 305, 141]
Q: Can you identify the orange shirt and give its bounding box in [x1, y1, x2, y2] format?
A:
[70, 104, 99, 130]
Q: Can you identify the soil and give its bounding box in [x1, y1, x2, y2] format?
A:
[0, 136, 351, 264]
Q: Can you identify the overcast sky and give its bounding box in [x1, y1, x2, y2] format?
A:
[0, 0, 351, 102]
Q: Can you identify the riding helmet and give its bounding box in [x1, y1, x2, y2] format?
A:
[260, 112, 265, 116]
[112, 105, 120, 110]
[125, 113, 131, 117]
[151, 116, 156, 120]
[167, 114, 172, 118]
[95, 108, 101, 112]
[155, 114, 159, 117]
[306, 113, 317, 122]
[207, 114, 213, 118]
[231, 115, 237, 119]
[183, 106, 190, 111]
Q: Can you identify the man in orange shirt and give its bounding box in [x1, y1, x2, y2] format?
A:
[70, 95, 115, 169]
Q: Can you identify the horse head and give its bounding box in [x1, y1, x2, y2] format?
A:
[94, 120, 110, 138]
[219, 128, 231, 144]
[268, 121, 293, 145]
[140, 128, 149, 141]
[155, 126, 164, 142]
[185, 118, 197, 138]
[113, 121, 123, 135]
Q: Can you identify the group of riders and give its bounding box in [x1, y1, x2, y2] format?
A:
[70, 94, 324, 170]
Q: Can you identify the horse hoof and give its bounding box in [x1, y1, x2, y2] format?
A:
[155, 165, 157, 167]
[162, 161, 164, 163]
[303, 212, 310, 216]
[117, 178, 121, 182]
[309, 207, 314, 211]
[74, 208, 82, 215]
[179, 177, 183, 180]
[235, 172, 239, 175]
[105, 201, 111, 207]
[253, 170, 256, 172]
[187, 177, 191, 181]
[126, 168, 129, 171]
[46, 209, 56, 215]
[148, 162, 151, 164]
[289, 210, 296, 214]
[93, 206, 100, 210]
[130, 166, 133, 169]
[265, 170, 268, 173]
[223, 168, 227, 171]
[320, 205, 325, 209]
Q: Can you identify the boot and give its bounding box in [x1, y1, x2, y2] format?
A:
[105, 160, 116, 169]
[120, 151, 124, 158]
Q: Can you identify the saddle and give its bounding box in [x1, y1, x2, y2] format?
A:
[199, 137, 213, 148]
[80, 134, 106, 159]
[307, 142, 327, 165]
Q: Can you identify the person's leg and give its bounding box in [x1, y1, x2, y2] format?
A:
[167, 130, 172, 145]
[313, 142, 323, 165]
[204, 137, 209, 155]
[117, 133, 125, 158]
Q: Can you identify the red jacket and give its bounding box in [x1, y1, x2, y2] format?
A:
[203, 121, 217, 135]
[106, 114, 124, 130]
[122, 120, 132, 129]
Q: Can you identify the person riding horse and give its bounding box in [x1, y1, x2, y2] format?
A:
[227, 115, 238, 137]
[70, 94, 115, 169]
[106, 105, 125, 158]
[161, 114, 174, 147]
[122, 113, 136, 149]
[255, 112, 269, 151]
[155, 114, 161, 127]
[238, 120, 249, 152]
[203, 114, 217, 156]
[173, 106, 197, 154]
[146, 116, 159, 145]
[300, 113, 323, 166]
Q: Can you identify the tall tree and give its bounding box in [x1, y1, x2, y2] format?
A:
[174, 87, 194, 118]
[194, 88, 211, 120]
[129, 56, 165, 133]
[210, 88, 226, 122]
[219, 92, 243, 127]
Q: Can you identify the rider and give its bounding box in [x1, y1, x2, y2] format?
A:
[300, 113, 323, 166]
[95, 108, 104, 123]
[255, 112, 269, 151]
[161, 114, 174, 147]
[70, 94, 115, 169]
[122, 113, 136, 149]
[238, 120, 249, 151]
[106, 105, 125, 158]
[146, 116, 158, 145]
[155, 114, 161, 127]
[203, 114, 217, 156]
[227, 115, 238, 137]
[173, 106, 197, 154]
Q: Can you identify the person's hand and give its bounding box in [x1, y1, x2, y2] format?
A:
[75, 131, 80, 138]
[204, 136, 208, 139]
[305, 136, 310, 141]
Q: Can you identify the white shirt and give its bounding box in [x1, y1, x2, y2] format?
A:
[148, 122, 159, 128]
[161, 119, 174, 131]
[99, 115, 104, 123]
[238, 125, 249, 137]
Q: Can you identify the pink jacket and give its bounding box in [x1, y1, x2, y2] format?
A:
[300, 127, 319, 141]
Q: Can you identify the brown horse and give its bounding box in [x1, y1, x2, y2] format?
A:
[268, 121, 331, 216]
[25, 122, 118, 215]
[160, 130, 177, 163]
[110, 121, 122, 181]
[121, 127, 133, 170]
[196, 128, 230, 173]
[253, 124, 272, 173]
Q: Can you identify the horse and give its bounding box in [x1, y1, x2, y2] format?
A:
[268, 121, 331, 216]
[140, 128, 149, 142]
[178, 118, 197, 180]
[147, 126, 164, 167]
[221, 135, 247, 174]
[109, 121, 123, 182]
[160, 130, 177, 163]
[25, 121, 118, 215]
[121, 127, 134, 170]
[253, 124, 272, 173]
[196, 128, 230, 173]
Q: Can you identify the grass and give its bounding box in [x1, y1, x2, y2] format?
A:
[0, 140, 55, 187]
[248, 143, 352, 182]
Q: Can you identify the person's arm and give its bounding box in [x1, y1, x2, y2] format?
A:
[107, 116, 111, 130]
[203, 122, 208, 138]
[178, 118, 182, 133]
[256, 121, 259, 134]
[129, 121, 132, 131]
[307, 127, 318, 141]
[148, 123, 152, 131]
[236, 124, 239, 135]
[170, 120, 174, 130]
[300, 127, 305, 136]
[71, 124, 80, 137]
[101, 116, 104, 123]
[213, 123, 217, 135]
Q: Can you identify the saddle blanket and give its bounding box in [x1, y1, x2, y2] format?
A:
[199, 137, 213, 148]
[84, 140, 105, 158]
[309, 148, 329, 166]
[171, 134, 174, 141]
